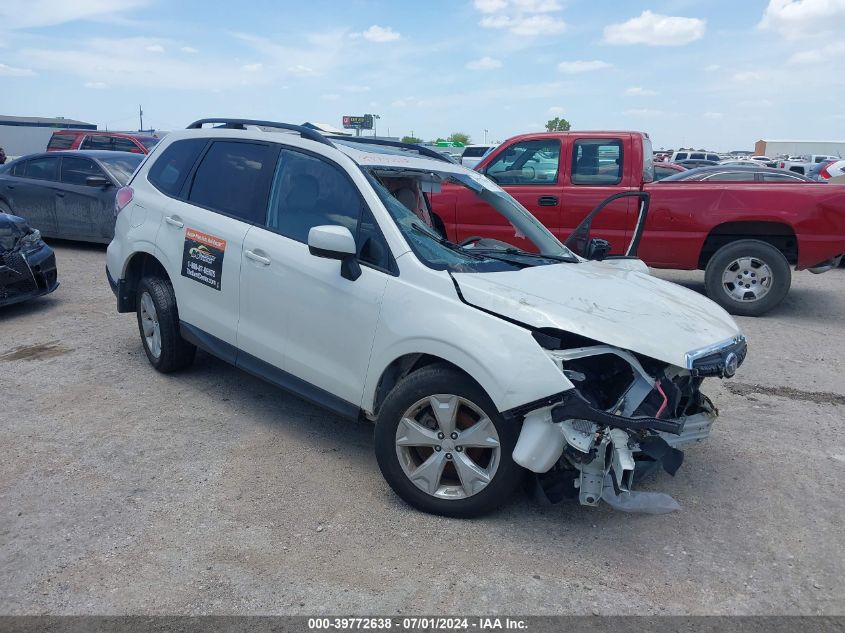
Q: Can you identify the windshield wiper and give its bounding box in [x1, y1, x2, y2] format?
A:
[471, 247, 577, 264]
[409, 223, 485, 259]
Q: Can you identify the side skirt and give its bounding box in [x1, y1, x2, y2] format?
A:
[179, 321, 360, 421]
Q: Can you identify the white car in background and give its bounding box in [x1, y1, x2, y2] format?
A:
[461, 144, 496, 170]
[107, 118, 746, 517]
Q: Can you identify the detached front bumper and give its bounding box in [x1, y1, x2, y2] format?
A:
[0, 242, 59, 308]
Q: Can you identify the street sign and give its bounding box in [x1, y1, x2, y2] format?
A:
[342, 115, 374, 130]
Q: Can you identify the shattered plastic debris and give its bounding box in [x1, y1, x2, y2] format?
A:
[601, 475, 681, 514]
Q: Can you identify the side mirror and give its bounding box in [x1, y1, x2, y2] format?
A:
[585, 238, 611, 261]
[307, 225, 361, 281]
[85, 175, 111, 188]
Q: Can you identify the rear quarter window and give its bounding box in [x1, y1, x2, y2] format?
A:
[147, 138, 208, 196]
[571, 139, 623, 185]
[47, 133, 76, 150]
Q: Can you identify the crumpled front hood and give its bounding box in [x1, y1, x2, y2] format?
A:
[0, 213, 32, 252]
[453, 260, 742, 368]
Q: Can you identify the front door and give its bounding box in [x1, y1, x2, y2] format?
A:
[57, 156, 106, 240]
[454, 138, 563, 251]
[238, 147, 391, 408]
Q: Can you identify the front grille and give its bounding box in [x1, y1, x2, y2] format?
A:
[690, 338, 747, 378]
[0, 252, 37, 299]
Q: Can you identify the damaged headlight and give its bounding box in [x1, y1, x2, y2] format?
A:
[17, 229, 42, 252]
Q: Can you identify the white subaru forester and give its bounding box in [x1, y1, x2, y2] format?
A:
[107, 119, 746, 517]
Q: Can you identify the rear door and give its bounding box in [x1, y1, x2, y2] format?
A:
[58, 156, 109, 240]
[155, 139, 277, 350]
[455, 138, 562, 251]
[560, 136, 633, 254]
[12, 156, 61, 235]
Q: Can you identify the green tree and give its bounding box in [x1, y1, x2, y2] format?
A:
[448, 132, 471, 145]
[401, 135, 422, 144]
[545, 117, 571, 132]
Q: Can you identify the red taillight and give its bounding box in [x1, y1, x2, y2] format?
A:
[115, 186, 134, 215]
[819, 161, 835, 180]
[779, 162, 785, 168]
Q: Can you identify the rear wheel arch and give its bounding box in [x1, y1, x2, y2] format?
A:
[698, 221, 798, 269]
[122, 251, 171, 312]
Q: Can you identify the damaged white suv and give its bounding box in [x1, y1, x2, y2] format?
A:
[107, 119, 746, 517]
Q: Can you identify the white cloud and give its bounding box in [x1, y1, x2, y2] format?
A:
[623, 108, 667, 117]
[241, 62, 262, 72]
[733, 71, 761, 81]
[287, 64, 317, 76]
[360, 25, 400, 43]
[0, 0, 149, 30]
[466, 56, 502, 70]
[84, 81, 108, 89]
[703, 112, 723, 120]
[603, 10, 706, 46]
[704, 64, 720, 71]
[788, 41, 845, 64]
[547, 106, 565, 115]
[760, 0, 845, 39]
[475, 0, 566, 36]
[626, 86, 657, 96]
[558, 60, 612, 74]
[145, 44, 165, 53]
[0, 63, 35, 77]
[343, 85, 371, 93]
[181, 46, 198, 54]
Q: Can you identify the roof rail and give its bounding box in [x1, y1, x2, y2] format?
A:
[325, 136, 456, 164]
[186, 118, 334, 147]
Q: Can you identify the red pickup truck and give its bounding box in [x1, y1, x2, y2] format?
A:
[430, 131, 845, 316]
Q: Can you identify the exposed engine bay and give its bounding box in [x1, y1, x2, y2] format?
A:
[512, 328, 744, 509]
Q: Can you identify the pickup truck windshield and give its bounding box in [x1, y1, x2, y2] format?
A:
[365, 167, 577, 272]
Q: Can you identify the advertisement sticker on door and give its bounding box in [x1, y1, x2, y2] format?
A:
[181, 228, 226, 290]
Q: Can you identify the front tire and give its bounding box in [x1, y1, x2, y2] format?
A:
[136, 276, 196, 372]
[704, 239, 791, 317]
[374, 365, 524, 517]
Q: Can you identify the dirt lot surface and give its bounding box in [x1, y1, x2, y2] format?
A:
[2, 242, 844, 616]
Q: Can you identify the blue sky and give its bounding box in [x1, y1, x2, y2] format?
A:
[1, 0, 843, 151]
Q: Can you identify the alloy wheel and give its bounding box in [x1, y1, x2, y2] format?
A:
[139, 291, 162, 358]
[721, 256, 773, 302]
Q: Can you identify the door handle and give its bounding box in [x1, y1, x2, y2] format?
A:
[55, 192, 65, 198]
[165, 216, 184, 228]
[244, 250, 271, 266]
[6, 184, 14, 190]
[538, 196, 559, 206]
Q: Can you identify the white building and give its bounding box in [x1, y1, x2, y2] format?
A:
[754, 139, 845, 158]
[0, 115, 97, 158]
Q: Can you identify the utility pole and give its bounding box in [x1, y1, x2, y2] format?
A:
[372, 114, 381, 137]
[484, 128, 488, 143]
[139, 105, 144, 132]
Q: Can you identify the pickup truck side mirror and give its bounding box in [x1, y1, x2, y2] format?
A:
[307, 225, 361, 281]
[585, 238, 611, 261]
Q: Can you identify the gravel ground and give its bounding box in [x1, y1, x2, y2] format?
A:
[1, 242, 844, 616]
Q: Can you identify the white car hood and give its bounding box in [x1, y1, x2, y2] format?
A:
[453, 260, 742, 368]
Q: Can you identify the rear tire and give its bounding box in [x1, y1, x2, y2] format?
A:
[136, 276, 196, 372]
[704, 239, 791, 317]
[374, 364, 524, 517]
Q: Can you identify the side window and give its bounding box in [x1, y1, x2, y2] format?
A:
[61, 157, 106, 186]
[571, 139, 623, 185]
[761, 173, 800, 183]
[484, 140, 560, 185]
[148, 138, 208, 196]
[266, 149, 361, 243]
[690, 152, 705, 160]
[702, 171, 755, 181]
[675, 152, 688, 161]
[357, 207, 394, 271]
[47, 134, 75, 150]
[80, 135, 113, 151]
[25, 156, 61, 181]
[188, 140, 272, 223]
[113, 137, 141, 153]
[11, 161, 27, 177]
[707, 154, 721, 162]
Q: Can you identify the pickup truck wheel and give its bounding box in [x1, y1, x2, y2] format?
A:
[136, 276, 196, 372]
[374, 365, 523, 517]
[704, 240, 791, 317]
